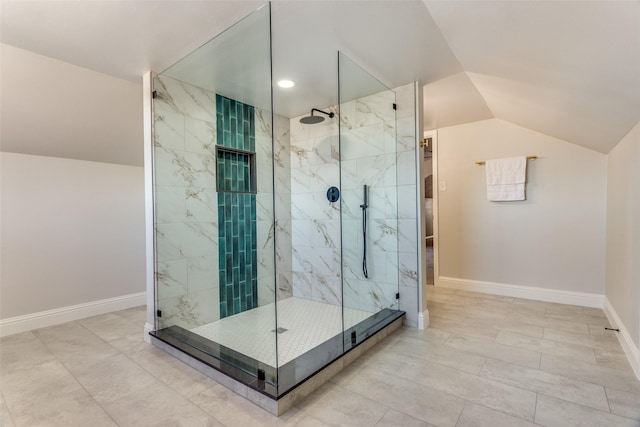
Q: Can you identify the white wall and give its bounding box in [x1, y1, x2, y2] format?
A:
[0, 43, 142, 166]
[0, 45, 145, 333]
[605, 121, 640, 350]
[0, 153, 146, 320]
[437, 118, 607, 297]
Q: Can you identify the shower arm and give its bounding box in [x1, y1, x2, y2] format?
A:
[310, 108, 334, 118]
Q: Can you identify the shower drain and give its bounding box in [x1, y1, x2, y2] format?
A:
[271, 327, 288, 334]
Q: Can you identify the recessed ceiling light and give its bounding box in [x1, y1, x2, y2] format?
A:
[277, 79, 295, 88]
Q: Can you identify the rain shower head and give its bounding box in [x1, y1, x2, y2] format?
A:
[300, 108, 334, 124]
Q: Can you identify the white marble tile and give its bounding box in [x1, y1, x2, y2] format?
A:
[292, 246, 340, 277]
[158, 289, 219, 329]
[255, 136, 274, 194]
[312, 276, 342, 306]
[397, 184, 418, 219]
[338, 100, 356, 131]
[369, 218, 398, 253]
[155, 186, 187, 224]
[398, 218, 418, 253]
[156, 221, 217, 262]
[290, 135, 338, 168]
[255, 107, 272, 139]
[154, 105, 185, 151]
[340, 123, 386, 160]
[184, 117, 215, 155]
[155, 75, 216, 122]
[292, 271, 314, 300]
[397, 150, 417, 186]
[154, 147, 216, 189]
[355, 91, 396, 128]
[187, 255, 218, 293]
[292, 219, 312, 247]
[396, 116, 417, 152]
[185, 188, 218, 223]
[156, 259, 188, 299]
[357, 280, 397, 312]
[257, 219, 275, 278]
[276, 271, 293, 299]
[356, 154, 396, 188]
[290, 163, 340, 194]
[291, 192, 339, 221]
[310, 219, 340, 249]
[383, 121, 397, 155]
[399, 253, 418, 287]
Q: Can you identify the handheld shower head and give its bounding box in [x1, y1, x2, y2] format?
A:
[300, 108, 335, 124]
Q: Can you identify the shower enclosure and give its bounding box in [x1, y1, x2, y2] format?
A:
[149, 3, 404, 413]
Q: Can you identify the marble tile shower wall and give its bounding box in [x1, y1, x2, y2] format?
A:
[289, 108, 342, 305]
[288, 83, 419, 321]
[340, 90, 399, 313]
[153, 75, 219, 329]
[255, 110, 293, 307]
[153, 75, 291, 329]
[394, 83, 419, 327]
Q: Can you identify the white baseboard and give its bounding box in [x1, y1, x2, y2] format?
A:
[0, 292, 147, 337]
[437, 277, 604, 308]
[417, 309, 429, 330]
[603, 298, 640, 380]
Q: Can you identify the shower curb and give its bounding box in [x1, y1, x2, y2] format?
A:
[149, 314, 404, 416]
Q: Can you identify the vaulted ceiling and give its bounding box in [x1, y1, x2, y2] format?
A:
[1, 0, 639, 165]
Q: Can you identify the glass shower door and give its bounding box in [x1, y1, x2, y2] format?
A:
[152, 3, 279, 390]
[338, 52, 400, 349]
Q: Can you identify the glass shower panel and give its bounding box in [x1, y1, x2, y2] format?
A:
[338, 52, 400, 349]
[152, 3, 278, 388]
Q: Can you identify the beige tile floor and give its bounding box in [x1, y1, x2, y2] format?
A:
[1, 286, 639, 426]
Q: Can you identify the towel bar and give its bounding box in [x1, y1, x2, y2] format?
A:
[476, 156, 537, 166]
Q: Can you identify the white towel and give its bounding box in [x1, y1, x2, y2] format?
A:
[485, 156, 527, 201]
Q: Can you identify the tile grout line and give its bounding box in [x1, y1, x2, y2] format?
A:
[603, 386, 613, 414]
[0, 392, 18, 427]
[32, 323, 122, 427]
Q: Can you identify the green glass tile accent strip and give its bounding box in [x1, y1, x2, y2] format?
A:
[217, 94, 258, 318]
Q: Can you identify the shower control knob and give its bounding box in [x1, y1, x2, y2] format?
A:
[327, 186, 340, 203]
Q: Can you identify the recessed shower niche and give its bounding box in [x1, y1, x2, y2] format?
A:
[148, 2, 409, 415]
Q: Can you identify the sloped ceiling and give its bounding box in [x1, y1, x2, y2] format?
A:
[424, 0, 640, 153]
[1, 0, 639, 166]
